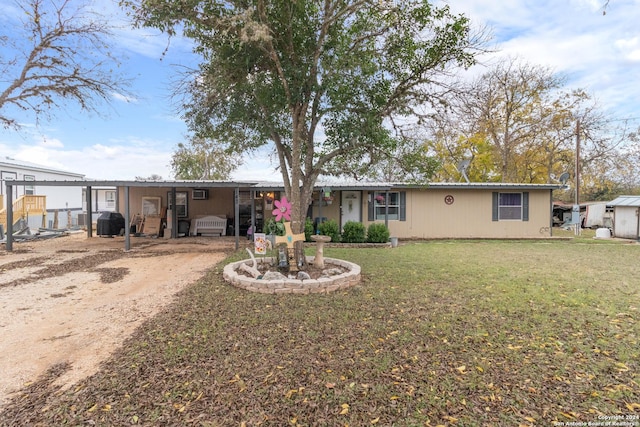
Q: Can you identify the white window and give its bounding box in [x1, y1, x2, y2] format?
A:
[105, 191, 116, 208]
[24, 175, 35, 195]
[498, 193, 522, 220]
[374, 191, 400, 220]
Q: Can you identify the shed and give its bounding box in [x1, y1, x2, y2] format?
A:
[609, 195, 640, 240]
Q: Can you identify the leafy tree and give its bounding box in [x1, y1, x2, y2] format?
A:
[427, 57, 622, 200]
[460, 58, 566, 182]
[0, 0, 131, 129]
[125, 0, 484, 232]
[135, 174, 163, 180]
[171, 137, 238, 179]
[348, 131, 441, 183]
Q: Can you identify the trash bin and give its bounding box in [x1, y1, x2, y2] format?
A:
[96, 212, 125, 237]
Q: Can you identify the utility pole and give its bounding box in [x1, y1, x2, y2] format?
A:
[574, 120, 581, 236]
[575, 120, 581, 205]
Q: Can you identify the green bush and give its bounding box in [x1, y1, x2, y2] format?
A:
[318, 219, 341, 243]
[341, 221, 366, 243]
[264, 218, 285, 236]
[367, 223, 390, 243]
[304, 217, 315, 242]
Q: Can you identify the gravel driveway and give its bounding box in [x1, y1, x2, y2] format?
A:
[0, 232, 235, 405]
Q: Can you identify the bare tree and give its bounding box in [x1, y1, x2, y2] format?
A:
[0, 0, 131, 129]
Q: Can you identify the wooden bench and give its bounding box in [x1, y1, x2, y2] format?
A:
[190, 215, 227, 236]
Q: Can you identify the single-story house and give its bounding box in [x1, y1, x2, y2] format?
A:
[609, 195, 640, 240]
[3, 178, 563, 251]
[309, 182, 561, 239]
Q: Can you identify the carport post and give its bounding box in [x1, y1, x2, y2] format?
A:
[124, 186, 131, 251]
[234, 187, 240, 250]
[5, 182, 13, 251]
[85, 185, 93, 238]
[170, 187, 177, 238]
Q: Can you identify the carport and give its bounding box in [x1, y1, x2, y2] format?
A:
[3, 179, 258, 251]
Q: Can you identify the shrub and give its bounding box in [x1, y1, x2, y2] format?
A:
[367, 223, 390, 243]
[264, 218, 285, 236]
[304, 217, 314, 241]
[341, 221, 366, 243]
[318, 219, 341, 243]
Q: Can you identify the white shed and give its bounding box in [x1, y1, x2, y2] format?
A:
[609, 195, 640, 240]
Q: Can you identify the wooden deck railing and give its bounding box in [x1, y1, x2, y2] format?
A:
[0, 195, 46, 231]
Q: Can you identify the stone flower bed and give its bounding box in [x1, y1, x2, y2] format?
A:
[223, 256, 361, 294]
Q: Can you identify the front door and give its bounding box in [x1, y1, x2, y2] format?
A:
[341, 191, 361, 229]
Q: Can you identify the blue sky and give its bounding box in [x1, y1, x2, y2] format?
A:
[1, 0, 639, 180]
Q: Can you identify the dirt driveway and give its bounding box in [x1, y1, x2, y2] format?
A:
[0, 232, 237, 405]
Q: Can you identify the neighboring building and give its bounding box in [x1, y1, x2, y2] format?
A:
[609, 195, 640, 240]
[0, 157, 84, 230]
[79, 186, 118, 227]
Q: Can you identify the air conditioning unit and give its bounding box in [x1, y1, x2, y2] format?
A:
[192, 189, 208, 200]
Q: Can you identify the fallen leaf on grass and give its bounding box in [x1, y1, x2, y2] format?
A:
[615, 362, 630, 372]
[340, 403, 350, 415]
[626, 402, 640, 411]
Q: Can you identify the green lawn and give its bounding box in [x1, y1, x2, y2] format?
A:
[1, 235, 638, 426]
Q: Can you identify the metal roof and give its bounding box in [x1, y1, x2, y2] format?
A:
[0, 157, 85, 178]
[3, 179, 258, 188]
[3, 178, 563, 191]
[609, 195, 640, 207]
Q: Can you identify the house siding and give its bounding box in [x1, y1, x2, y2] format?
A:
[119, 187, 237, 222]
[362, 188, 553, 239]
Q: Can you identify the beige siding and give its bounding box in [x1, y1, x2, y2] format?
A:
[117, 187, 236, 220]
[115, 186, 554, 239]
[362, 188, 553, 239]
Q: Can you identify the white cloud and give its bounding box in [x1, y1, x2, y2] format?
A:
[38, 137, 64, 148]
[614, 37, 640, 61]
[111, 92, 139, 103]
[445, 0, 640, 120]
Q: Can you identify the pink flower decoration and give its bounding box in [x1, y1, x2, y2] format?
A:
[272, 196, 292, 221]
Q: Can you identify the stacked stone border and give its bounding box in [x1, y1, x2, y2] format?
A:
[223, 256, 361, 294]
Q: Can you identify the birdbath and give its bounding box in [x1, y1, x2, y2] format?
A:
[310, 234, 332, 268]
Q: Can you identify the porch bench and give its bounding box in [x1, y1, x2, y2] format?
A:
[190, 215, 227, 236]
